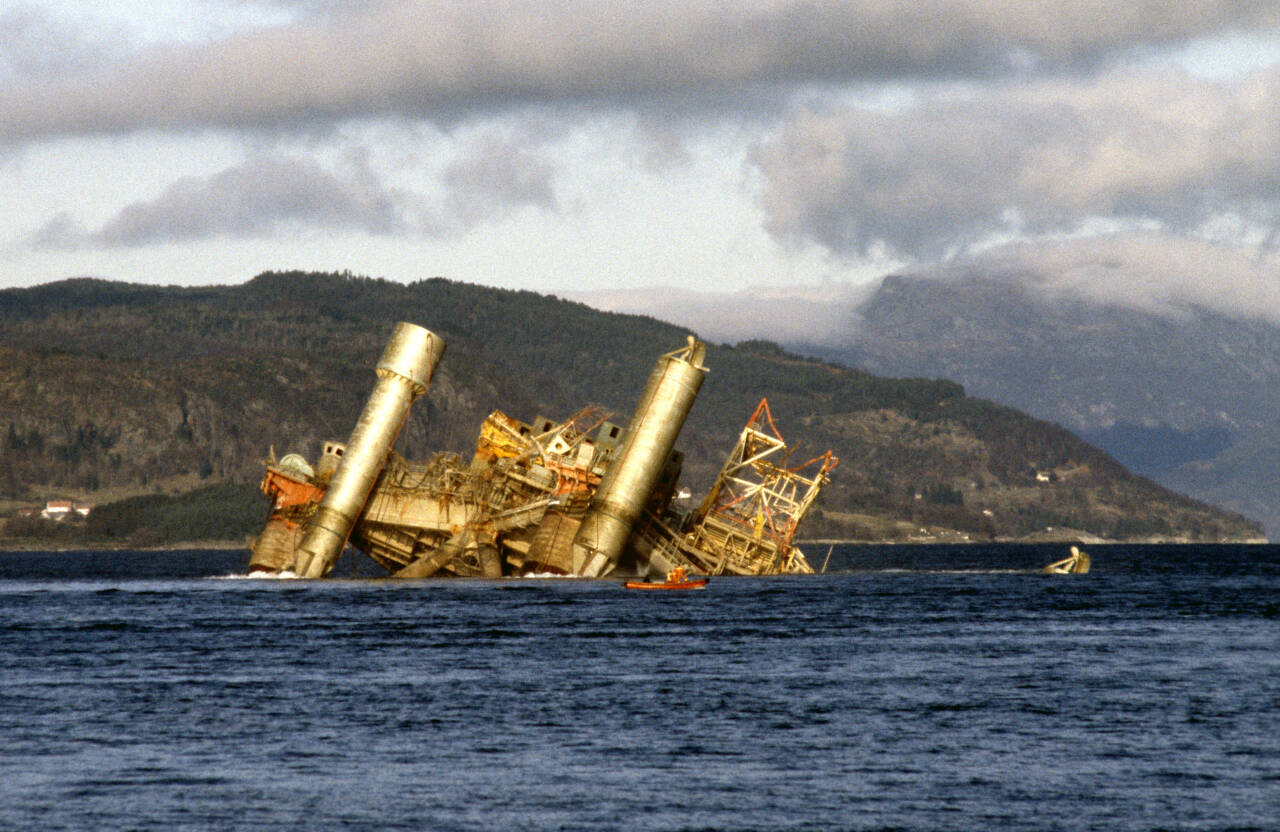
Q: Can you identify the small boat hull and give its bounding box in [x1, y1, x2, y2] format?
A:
[624, 578, 708, 590]
[1043, 546, 1091, 574]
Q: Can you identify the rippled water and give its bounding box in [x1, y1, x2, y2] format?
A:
[1, 545, 1277, 831]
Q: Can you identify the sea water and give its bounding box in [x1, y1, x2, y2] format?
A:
[0, 545, 1276, 831]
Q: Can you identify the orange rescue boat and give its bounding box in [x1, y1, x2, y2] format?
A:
[624, 566, 708, 590]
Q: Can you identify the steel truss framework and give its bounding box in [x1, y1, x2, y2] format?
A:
[685, 399, 839, 575]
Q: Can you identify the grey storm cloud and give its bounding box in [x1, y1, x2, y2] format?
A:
[752, 68, 1280, 258]
[28, 141, 564, 248]
[2, 1, 1279, 141]
[31, 154, 407, 247]
[438, 135, 558, 226]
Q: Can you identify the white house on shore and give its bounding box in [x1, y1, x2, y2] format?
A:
[39, 500, 93, 521]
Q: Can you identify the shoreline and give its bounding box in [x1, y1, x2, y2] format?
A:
[3, 539, 1272, 554]
[0, 540, 248, 553]
[799, 537, 1271, 546]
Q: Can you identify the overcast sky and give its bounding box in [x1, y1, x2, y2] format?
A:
[4, 1, 1280, 339]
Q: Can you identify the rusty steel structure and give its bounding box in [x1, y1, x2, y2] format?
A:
[247, 325, 837, 579]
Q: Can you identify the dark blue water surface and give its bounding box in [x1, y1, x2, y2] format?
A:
[1, 545, 1277, 831]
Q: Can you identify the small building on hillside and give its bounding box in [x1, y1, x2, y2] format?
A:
[40, 500, 93, 521]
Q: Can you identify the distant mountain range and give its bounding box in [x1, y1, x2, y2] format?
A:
[792, 272, 1280, 535]
[0, 272, 1262, 545]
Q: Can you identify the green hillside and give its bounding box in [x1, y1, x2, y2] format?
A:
[0, 272, 1264, 546]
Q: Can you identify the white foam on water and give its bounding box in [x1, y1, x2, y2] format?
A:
[213, 570, 300, 580]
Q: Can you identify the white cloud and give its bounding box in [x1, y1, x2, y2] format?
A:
[569, 232, 1280, 344]
[944, 233, 1280, 324]
[753, 67, 1280, 258]
[569, 281, 879, 345]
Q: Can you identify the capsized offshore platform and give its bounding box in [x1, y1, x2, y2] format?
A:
[247, 322, 837, 579]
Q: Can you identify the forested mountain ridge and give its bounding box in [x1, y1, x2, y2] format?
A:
[0, 271, 1263, 544]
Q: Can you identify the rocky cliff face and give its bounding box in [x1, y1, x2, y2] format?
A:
[0, 272, 1263, 543]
